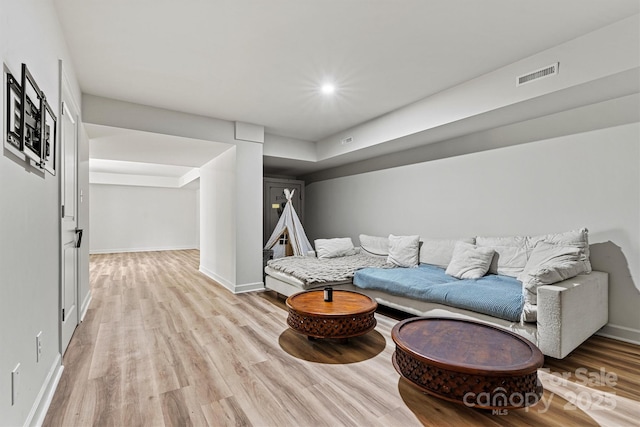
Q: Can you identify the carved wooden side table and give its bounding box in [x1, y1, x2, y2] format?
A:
[392, 317, 544, 410]
[286, 290, 377, 340]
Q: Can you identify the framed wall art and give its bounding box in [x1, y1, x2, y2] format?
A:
[41, 98, 56, 175]
[4, 62, 56, 171]
[5, 68, 25, 158]
[20, 63, 43, 166]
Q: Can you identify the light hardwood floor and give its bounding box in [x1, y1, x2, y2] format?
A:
[44, 250, 640, 426]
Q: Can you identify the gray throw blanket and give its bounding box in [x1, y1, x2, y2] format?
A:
[267, 252, 394, 284]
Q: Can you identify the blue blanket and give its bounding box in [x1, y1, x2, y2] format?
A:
[353, 264, 523, 322]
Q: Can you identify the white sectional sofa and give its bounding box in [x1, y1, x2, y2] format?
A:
[264, 229, 609, 359]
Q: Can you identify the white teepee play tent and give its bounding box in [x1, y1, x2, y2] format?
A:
[264, 189, 313, 258]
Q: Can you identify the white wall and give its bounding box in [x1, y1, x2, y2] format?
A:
[83, 95, 265, 292]
[306, 121, 640, 344]
[200, 147, 237, 286]
[233, 141, 264, 289]
[199, 142, 264, 292]
[195, 188, 200, 249]
[263, 133, 316, 162]
[0, 1, 84, 425]
[78, 127, 92, 319]
[90, 184, 198, 253]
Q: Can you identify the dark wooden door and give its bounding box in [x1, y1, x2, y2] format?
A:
[263, 178, 304, 245]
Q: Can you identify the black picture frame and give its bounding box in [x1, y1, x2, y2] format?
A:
[41, 98, 56, 175]
[5, 72, 22, 151]
[20, 63, 43, 166]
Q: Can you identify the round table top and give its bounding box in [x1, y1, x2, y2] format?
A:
[286, 289, 377, 317]
[392, 317, 544, 375]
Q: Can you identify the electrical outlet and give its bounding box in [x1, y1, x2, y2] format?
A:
[11, 363, 20, 406]
[36, 332, 43, 363]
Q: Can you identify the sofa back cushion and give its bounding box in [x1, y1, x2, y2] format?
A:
[526, 228, 591, 273]
[419, 237, 476, 268]
[518, 241, 589, 305]
[476, 228, 591, 279]
[476, 235, 528, 277]
[314, 237, 356, 259]
[359, 234, 389, 256]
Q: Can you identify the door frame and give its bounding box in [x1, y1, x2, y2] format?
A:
[58, 61, 81, 355]
[263, 177, 305, 245]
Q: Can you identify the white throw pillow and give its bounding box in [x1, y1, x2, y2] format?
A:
[419, 237, 476, 268]
[445, 242, 495, 279]
[387, 234, 420, 268]
[359, 234, 389, 256]
[314, 237, 356, 259]
[476, 235, 528, 277]
[527, 228, 591, 273]
[518, 241, 588, 305]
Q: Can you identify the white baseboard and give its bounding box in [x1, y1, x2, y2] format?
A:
[80, 291, 92, 322]
[596, 323, 640, 346]
[234, 281, 265, 293]
[90, 245, 197, 255]
[27, 353, 64, 427]
[198, 266, 264, 294]
[199, 265, 235, 293]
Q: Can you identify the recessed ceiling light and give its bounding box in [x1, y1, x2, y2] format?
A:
[321, 83, 335, 95]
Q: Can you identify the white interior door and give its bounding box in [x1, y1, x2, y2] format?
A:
[60, 68, 79, 355]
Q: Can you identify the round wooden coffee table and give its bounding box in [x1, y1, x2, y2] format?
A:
[392, 317, 544, 410]
[286, 290, 377, 339]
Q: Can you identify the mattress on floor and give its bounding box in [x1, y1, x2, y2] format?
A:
[264, 266, 351, 290]
[354, 264, 525, 322]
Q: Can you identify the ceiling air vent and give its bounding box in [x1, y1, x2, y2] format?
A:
[516, 62, 559, 87]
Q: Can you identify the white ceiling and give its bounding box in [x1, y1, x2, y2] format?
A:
[86, 124, 230, 186]
[86, 124, 230, 167]
[54, 0, 639, 179]
[89, 159, 194, 177]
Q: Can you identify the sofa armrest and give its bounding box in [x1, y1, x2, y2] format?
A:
[537, 271, 608, 359]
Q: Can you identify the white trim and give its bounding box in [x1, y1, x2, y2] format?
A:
[90, 171, 181, 188]
[199, 265, 235, 293]
[198, 266, 264, 294]
[178, 168, 200, 187]
[26, 353, 64, 427]
[90, 246, 198, 255]
[596, 323, 640, 346]
[234, 281, 265, 294]
[80, 291, 92, 322]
